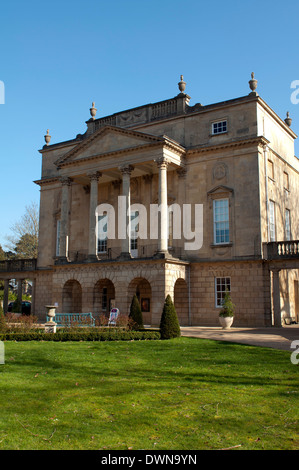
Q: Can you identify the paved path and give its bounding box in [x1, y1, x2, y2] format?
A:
[180, 325, 299, 351]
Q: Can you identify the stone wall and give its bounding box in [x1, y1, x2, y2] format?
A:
[34, 259, 188, 326]
[32, 258, 276, 327]
[190, 260, 271, 327]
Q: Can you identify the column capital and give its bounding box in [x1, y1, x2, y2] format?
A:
[60, 177, 73, 186]
[119, 164, 134, 176]
[88, 171, 102, 182]
[155, 156, 170, 169]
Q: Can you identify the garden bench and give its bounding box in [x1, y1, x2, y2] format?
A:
[46, 312, 96, 327]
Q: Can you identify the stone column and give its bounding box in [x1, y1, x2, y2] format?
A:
[119, 165, 134, 259]
[3, 279, 9, 314]
[88, 171, 101, 261]
[156, 157, 169, 256]
[59, 177, 72, 260]
[272, 269, 282, 327]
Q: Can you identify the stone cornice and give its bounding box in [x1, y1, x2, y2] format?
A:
[34, 177, 60, 186]
[186, 135, 270, 156]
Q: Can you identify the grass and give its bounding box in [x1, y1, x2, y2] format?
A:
[0, 337, 298, 450]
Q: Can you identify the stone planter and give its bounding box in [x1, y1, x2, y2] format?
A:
[219, 316, 234, 329]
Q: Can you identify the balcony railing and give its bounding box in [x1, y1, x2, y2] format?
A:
[0, 259, 37, 273]
[264, 241, 299, 260]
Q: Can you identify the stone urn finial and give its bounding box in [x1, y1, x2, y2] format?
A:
[90, 102, 97, 120]
[285, 111, 292, 127]
[178, 75, 186, 93]
[249, 72, 258, 94]
[44, 129, 51, 146]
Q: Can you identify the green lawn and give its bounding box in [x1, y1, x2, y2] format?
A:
[0, 337, 298, 450]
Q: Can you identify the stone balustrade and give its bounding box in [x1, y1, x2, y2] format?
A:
[0, 259, 37, 272]
[264, 240, 299, 260]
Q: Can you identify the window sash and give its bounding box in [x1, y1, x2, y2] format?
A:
[267, 160, 274, 180]
[98, 214, 108, 253]
[283, 172, 289, 190]
[56, 220, 61, 257]
[215, 277, 231, 308]
[213, 199, 229, 244]
[269, 201, 276, 242]
[130, 211, 139, 252]
[212, 120, 227, 135]
[285, 209, 291, 241]
[102, 287, 107, 311]
[168, 210, 173, 248]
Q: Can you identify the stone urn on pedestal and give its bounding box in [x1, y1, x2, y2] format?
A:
[45, 305, 57, 333]
[90, 102, 97, 120]
[249, 72, 258, 95]
[44, 129, 51, 146]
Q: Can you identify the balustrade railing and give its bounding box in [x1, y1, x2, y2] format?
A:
[264, 241, 299, 260]
[0, 259, 37, 272]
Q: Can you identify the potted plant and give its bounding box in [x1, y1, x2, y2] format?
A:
[219, 289, 235, 329]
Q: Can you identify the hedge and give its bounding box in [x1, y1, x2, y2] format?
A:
[0, 329, 161, 342]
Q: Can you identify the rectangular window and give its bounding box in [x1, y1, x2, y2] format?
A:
[98, 213, 108, 253]
[130, 211, 139, 253]
[267, 160, 274, 180]
[56, 220, 61, 256]
[168, 210, 173, 248]
[285, 209, 291, 241]
[283, 172, 289, 191]
[269, 200, 276, 242]
[215, 277, 231, 308]
[102, 287, 107, 311]
[212, 120, 227, 135]
[213, 199, 229, 244]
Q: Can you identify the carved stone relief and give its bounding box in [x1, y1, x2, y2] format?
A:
[213, 162, 228, 182]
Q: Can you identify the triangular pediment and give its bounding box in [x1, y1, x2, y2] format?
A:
[207, 185, 234, 196]
[55, 126, 165, 167]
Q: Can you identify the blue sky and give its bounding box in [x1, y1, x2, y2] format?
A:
[0, 0, 298, 248]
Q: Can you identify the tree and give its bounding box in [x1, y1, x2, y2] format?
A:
[129, 295, 144, 330]
[14, 233, 37, 259]
[5, 202, 39, 258]
[160, 295, 181, 340]
[0, 245, 6, 260]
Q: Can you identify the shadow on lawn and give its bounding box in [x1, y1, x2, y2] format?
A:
[3, 338, 296, 398]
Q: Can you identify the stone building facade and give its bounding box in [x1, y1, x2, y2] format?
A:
[2, 75, 299, 326]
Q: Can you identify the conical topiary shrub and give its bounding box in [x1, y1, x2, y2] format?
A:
[160, 294, 181, 340]
[129, 294, 144, 330]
